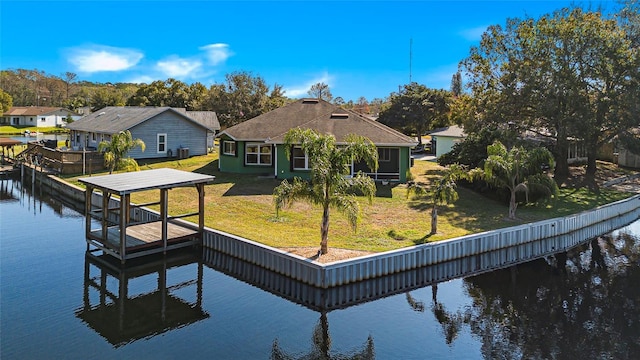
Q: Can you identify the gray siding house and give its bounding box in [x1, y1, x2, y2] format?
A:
[66, 107, 219, 159]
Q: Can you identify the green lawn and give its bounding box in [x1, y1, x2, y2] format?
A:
[62, 153, 635, 252]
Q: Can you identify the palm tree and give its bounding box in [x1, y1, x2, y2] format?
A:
[407, 164, 468, 235]
[273, 128, 378, 255]
[97, 130, 146, 174]
[474, 141, 556, 219]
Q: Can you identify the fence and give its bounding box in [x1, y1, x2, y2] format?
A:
[24, 142, 104, 174]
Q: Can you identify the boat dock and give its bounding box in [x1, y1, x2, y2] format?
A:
[78, 168, 215, 264]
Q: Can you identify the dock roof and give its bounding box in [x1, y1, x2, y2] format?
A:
[78, 168, 215, 195]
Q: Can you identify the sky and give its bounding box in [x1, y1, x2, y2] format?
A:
[0, 0, 618, 102]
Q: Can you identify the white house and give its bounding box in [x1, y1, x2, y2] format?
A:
[429, 125, 466, 158]
[1, 106, 81, 127]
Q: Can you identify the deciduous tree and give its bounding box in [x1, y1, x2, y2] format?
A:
[0, 89, 13, 113]
[378, 83, 451, 146]
[461, 7, 639, 186]
[307, 82, 333, 102]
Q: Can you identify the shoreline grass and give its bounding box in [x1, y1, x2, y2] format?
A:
[61, 152, 636, 252]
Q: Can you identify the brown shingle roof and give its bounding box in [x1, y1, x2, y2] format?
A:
[3, 106, 76, 116]
[218, 99, 417, 146]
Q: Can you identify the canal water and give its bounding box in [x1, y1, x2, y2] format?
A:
[1, 133, 69, 144]
[1, 176, 639, 359]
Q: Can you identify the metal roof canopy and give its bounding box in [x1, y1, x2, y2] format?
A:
[79, 168, 215, 195]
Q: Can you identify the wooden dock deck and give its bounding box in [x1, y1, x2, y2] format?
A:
[89, 221, 199, 253]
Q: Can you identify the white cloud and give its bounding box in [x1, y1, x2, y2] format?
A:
[199, 43, 233, 65]
[67, 45, 143, 73]
[284, 72, 334, 98]
[156, 56, 202, 78]
[459, 25, 488, 41]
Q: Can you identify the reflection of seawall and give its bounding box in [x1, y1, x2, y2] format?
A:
[202, 207, 640, 312]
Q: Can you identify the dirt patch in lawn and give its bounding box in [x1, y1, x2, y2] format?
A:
[281, 247, 375, 264]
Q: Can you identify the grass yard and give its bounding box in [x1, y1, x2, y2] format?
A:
[62, 152, 636, 252]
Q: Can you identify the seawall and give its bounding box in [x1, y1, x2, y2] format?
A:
[18, 163, 640, 289]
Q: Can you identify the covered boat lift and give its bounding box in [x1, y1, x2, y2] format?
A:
[79, 168, 215, 263]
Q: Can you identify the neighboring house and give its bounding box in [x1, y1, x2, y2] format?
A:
[217, 98, 418, 182]
[66, 106, 218, 159]
[1, 106, 81, 127]
[178, 110, 220, 149]
[428, 125, 466, 159]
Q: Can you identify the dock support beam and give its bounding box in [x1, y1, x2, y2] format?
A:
[160, 188, 168, 254]
[85, 185, 93, 251]
[197, 184, 205, 239]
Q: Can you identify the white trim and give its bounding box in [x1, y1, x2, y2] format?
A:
[157, 133, 167, 153]
[222, 140, 236, 156]
[292, 146, 310, 170]
[245, 142, 272, 166]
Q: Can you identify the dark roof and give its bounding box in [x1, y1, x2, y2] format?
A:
[218, 98, 417, 146]
[66, 106, 216, 133]
[185, 111, 220, 131]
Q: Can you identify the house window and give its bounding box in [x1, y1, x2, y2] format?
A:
[40, 117, 46, 122]
[30, 117, 34, 122]
[246, 143, 272, 165]
[157, 133, 167, 153]
[91, 133, 96, 141]
[292, 146, 309, 170]
[378, 148, 391, 162]
[222, 141, 236, 156]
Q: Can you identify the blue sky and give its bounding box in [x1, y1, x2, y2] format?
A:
[1, 0, 614, 101]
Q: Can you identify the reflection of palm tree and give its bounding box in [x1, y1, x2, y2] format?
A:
[431, 284, 465, 345]
[590, 237, 606, 270]
[271, 311, 375, 360]
[406, 292, 425, 312]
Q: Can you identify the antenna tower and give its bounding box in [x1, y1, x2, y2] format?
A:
[409, 38, 413, 83]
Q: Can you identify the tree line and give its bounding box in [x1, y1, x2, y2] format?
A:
[0, 69, 387, 128]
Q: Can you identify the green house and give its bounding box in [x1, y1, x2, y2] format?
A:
[217, 98, 418, 182]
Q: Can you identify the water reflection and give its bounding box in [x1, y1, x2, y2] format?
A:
[457, 227, 640, 359]
[6, 171, 639, 358]
[1, 176, 83, 217]
[76, 249, 208, 348]
[203, 207, 640, 313]
[271, 311, 375, 360]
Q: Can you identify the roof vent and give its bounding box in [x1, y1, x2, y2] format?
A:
[96, 111, 106, 117]
[302, 98, 319, 104]
[330, 113, 349, 119]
